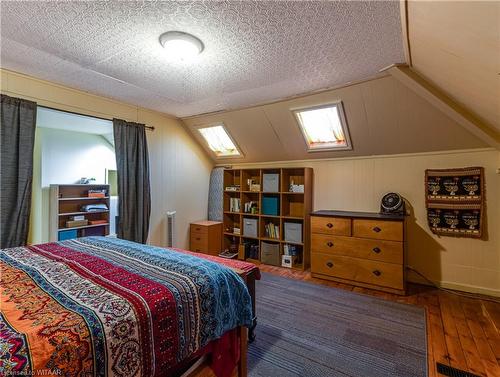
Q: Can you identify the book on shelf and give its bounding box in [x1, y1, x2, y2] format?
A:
[265, 222, 280, 239]
[88, 189, 107, 198]
[283, 244, 299, 256]
[229, 198, 241, 212]
[89, 219, 108, 225]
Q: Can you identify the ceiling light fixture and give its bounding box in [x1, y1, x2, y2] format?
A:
[159, 31, 204, 60]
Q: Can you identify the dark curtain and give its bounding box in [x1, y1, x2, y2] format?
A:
[113, 118, 151, 243]
[1, 95, 37, 249]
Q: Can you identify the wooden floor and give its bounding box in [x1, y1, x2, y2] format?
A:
[259, 264, 500, 377]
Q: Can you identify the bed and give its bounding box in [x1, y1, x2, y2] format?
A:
[0, 236, 259, 377]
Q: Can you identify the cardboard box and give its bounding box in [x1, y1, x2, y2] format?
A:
[66, 219, 88, 228]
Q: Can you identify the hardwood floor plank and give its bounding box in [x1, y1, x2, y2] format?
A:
[418, 295, 437, 377]
[482, 301, 500, 332]
[429, 308, 452, 367]
[439, 295, 469, 370]
[445, 295, 487, 376]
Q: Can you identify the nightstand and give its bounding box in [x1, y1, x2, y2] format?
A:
[190, 221, 222, 256]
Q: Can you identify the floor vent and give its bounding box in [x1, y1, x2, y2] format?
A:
[436, 363, 480, 377]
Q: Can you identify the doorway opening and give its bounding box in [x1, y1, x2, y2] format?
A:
[30, 107, 118, 244]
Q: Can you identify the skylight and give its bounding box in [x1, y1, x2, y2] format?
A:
[198, 124, 241, 157]
[293, 102, 352, 151]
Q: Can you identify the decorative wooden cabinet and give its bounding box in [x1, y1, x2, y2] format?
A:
[190, 221, 223, 256]
[310, 210, 406, 295]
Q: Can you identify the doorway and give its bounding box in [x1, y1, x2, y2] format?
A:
[30, 107, 118, 243]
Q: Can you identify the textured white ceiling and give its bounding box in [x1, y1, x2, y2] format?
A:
[0, 1, 405, 117]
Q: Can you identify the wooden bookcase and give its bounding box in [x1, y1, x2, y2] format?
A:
[222, 168, 313, 270]
[49, 184, 110, 242]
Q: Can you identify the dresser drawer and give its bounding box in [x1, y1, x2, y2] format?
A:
[311, 216, 351, 236]
[311, 234, 403, 264]
[352, 219, 403, 241]
[311, 253, 403, 290]
[190, 236, 208, 252]
[190, 224, 209, 235]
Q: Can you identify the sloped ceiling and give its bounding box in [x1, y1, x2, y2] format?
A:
[0, 1, 404, 117]
[182, 75, 488, 163]
[407, 1, 500, 134]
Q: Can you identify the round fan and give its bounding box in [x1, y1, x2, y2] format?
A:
[380, 192, 404, 214]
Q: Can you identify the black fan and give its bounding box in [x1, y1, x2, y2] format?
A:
[380, 193, 405, 215]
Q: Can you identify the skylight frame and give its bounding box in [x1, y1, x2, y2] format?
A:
[195, 122, 244, 159]
[292, 101, 353, 152]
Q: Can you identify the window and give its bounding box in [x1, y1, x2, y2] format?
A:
[198, 124, 241, 157]
[293, 102, 352, 151]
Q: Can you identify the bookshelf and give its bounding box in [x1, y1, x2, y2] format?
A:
[222, 168, 313, 270]
[49, 184, 110, 242]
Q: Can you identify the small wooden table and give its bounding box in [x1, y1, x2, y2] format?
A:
[190, 221, 222, 256]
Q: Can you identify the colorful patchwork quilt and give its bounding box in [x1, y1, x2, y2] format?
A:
[0, 236, 253, 376]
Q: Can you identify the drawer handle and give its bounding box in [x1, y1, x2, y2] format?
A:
[326, 261, 334, 268]
[372, 270, 381, 277]
[195, 249, 200, 252]
[372, 226, 382, 233]
[372, 247, 381, 253]
[327, 241, 334, 247]
[195, 237, 201, 241]
[326, 223, 333, 228]
[195, 228, 201, 231]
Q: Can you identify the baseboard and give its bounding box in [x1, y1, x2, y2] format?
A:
[406, 275, 500, 298]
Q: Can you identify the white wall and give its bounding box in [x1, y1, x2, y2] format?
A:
[231, 148, 500, 296]
[39, 128, 116, 186]
[35, 127, 116, 243]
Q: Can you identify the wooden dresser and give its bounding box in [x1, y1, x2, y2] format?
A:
[190, 221, 223, 256]
[310, 210, 406, 295]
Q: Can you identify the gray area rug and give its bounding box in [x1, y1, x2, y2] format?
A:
[248, 273, 427, 377]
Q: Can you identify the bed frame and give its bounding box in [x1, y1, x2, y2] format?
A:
[237, 267, 257, 342]
[180, 266, 257, 377]
[182, 327, 248, 377]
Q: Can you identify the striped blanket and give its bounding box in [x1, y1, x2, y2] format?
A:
[0, 236, 253, 376]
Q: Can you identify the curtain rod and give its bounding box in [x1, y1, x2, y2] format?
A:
[37, 105, 155, 131]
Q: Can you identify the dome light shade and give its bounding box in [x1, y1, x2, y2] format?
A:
[159, 31, 204, 60]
